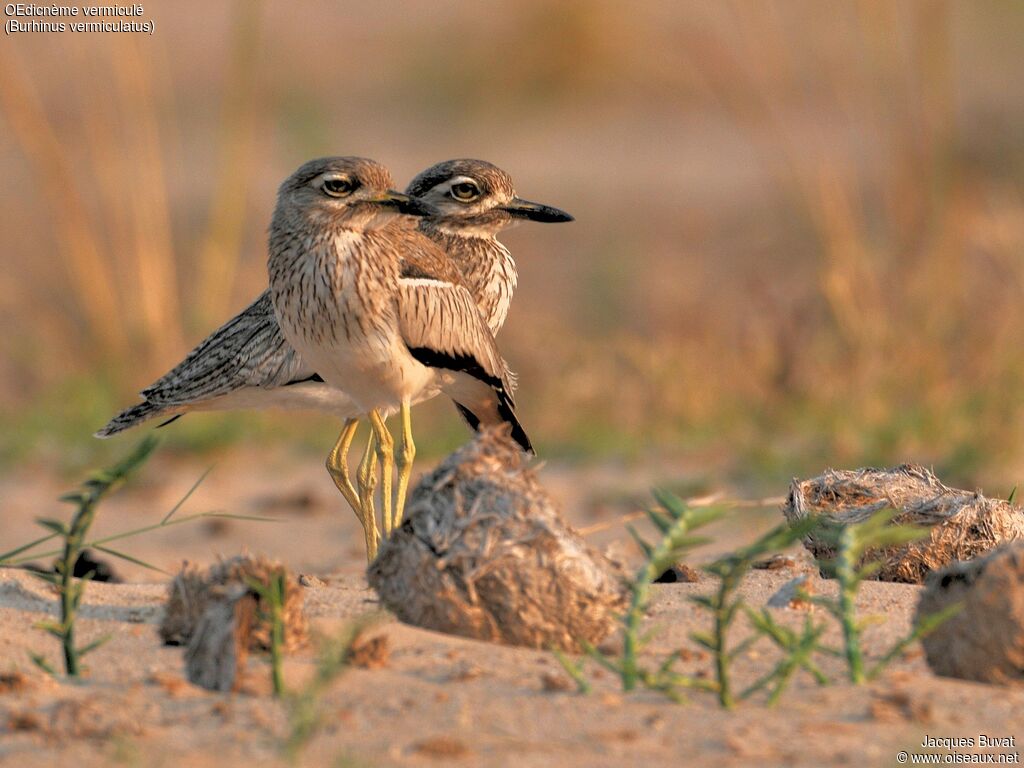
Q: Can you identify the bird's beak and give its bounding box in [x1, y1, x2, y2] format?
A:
[501, 197, 574, 223]
[372, 190, 438, 217]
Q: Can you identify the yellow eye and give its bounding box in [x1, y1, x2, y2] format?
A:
[323, 177, 357, 197]
[450, 181, 480, 201]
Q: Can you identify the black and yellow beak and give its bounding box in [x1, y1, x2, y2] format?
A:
[372, 190, 438, 217]
[501, 197, 574, 223]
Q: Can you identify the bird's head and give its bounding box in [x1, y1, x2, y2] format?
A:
[406, 159, 573, 236]
[276, 157, 436, 231]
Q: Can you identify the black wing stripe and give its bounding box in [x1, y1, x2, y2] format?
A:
[406, 347, 505, 392]
[285, 373, 324, 386]
[453, 402, 481, 431]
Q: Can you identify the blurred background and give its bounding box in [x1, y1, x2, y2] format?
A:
[2, 0, 1024, 499]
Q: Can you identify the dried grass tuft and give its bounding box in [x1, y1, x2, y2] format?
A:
[367, 427, 628, 651]
[161, 555, 307, 651]
[916, 543, 1024, 685]
[783, 465, 1024, 582]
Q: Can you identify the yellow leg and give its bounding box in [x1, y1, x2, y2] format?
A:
[393, 399, 416, 527]
[368, 409, 395, 539]
[356, 428, 380, 561]
[325, 418, 361, 514]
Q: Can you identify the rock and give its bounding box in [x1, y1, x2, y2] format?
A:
[160, 555, 307, 651]
[783, 464, 1024, 582]
[184, 585, 256, 692]
[367, 427, 628, 651]
[916, 544, 1024, 684]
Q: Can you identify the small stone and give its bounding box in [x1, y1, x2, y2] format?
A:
[654, 563, 702, 583]
[754, 554, 797, 570]
[541, 672, 572, 692]
[916, 543, 1024, 684]
[410, 736, 470, 759]
[347, 634, 390, 670]
[767, 575, 816, 611]
[184, 586, 255, 692]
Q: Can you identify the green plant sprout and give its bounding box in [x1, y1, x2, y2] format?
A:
[0, 437, 276, 677]
[283, 614, 384, 763]
[553, 494, 959, 709]
[562, 490, 723, 701]
[248, 568, 288, 697]
[691, 517, 818, 708]
[25, 437, 157, 676]
[739, 608, 828, 705]
[809, 509, 960, 683]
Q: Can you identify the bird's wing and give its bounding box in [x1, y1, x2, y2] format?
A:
[140, 290, 318, 405]
[395, 247, 515, 402]
[399, 241, 465, 284]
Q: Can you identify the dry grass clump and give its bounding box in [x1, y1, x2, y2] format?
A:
[368, 427, 628, 651]
[783, 465, 1024, 582]
[916, 544, 1024, 685]
[160, 555, 307, 651]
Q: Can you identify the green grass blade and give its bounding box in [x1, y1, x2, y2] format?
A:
[77, 634, 111, 657]
[162, 465, 215, 523]
[0, 531, 60, 563]
[91, 545, 169, 575]
[35, 518, 69, 536]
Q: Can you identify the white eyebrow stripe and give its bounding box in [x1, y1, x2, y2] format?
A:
[399, 277, 454, 288]
[310, 171, 351, 185]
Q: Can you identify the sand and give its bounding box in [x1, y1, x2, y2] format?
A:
[0, 452, 1020, 767]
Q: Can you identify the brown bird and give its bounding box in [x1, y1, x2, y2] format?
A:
[267, 156, 530, 559]
[96, 158, 573, 559]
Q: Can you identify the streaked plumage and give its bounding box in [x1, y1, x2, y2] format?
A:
[96, 159, 571, 439]
[265, 156, 536, 557]
[266, 156, 526, 447]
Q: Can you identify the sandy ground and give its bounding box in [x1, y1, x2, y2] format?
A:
[0, 452, 1021, 767]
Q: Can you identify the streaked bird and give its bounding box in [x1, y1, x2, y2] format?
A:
[96, 159, 570, 435]
[267, 156, 530, 559]
[95, 159, 572, 558]
[406, 158, 573, 334]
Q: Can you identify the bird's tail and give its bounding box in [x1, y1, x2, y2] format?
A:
[94, 400, 178, 438]
[453, 400, 533, 454]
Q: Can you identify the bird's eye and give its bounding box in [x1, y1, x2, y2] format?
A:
[450, 181, 481, 202]
[322, 177, 357, 197]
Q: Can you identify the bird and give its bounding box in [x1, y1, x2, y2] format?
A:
[95, 159, 573, 558]
[405, 158, 574, 335]
[267, 156, 531, 560]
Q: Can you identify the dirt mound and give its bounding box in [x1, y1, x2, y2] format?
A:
[161, 555, 307, 651]
[782, 464, 1024, 582]
[917, 543, 1024, 684]
[368, 427, 628, 651]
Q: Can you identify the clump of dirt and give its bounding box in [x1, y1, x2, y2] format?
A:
[185, 584, 257, 692]
[346, 633, 390, 669]
[783, 464, 1024, 582]
[654, 563, 701, 583]
[368, 427, 628, 651]
[160, 555, 307, 651]
[916, 543, 1024, 684]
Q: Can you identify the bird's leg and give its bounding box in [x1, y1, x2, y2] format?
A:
[368, 409, 395, 539]
[393, 399, 416, 528]
[325, 418, 361, 514]
[356, 428, 380, 561]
